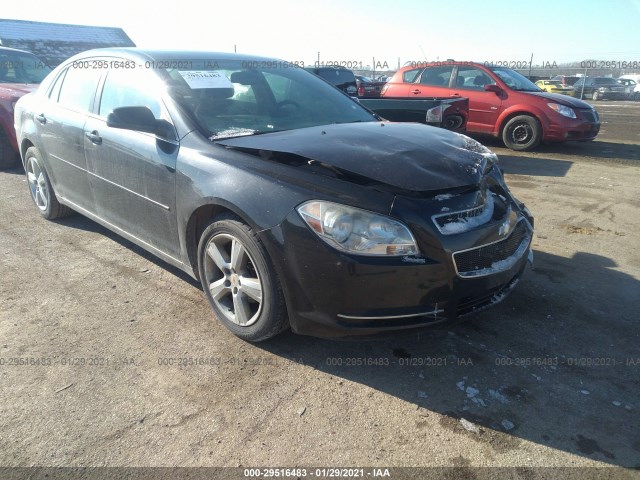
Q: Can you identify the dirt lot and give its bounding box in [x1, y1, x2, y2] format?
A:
[1, 101, 639, 479]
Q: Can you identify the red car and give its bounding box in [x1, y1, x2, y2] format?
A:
[381, 62, 600, 150]
[0, 46, 51, 169]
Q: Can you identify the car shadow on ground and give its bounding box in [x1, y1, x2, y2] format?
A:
[53, 214, 201, 289]
[256, 249, 640, 468]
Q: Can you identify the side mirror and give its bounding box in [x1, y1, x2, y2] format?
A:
[107, 106, 175, 139]
[484, 84, 503, 94]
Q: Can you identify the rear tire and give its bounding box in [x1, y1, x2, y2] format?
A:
[24, 146, 72, 220]
[501, 115, 542, 151]
[197, 213, 289, 341]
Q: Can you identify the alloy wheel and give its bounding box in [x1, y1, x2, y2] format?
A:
[27, 156, 49, 211]
[203, 233, 263, 326]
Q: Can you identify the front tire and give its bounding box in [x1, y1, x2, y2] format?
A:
[24, 146, 72, 219]
[502, 115, 542, 151]
[197, 213, 288, 341]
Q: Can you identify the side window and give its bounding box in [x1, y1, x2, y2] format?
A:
[402, 68, 422, 83]
[57, 65, 102, 112]
[48, 69, 68, 102]
[99, 68, 163, 118]
[418, 66, 454, 87]
[454, 67, 496, 90]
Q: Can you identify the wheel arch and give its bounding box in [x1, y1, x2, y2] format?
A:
[497, 109, 545, 138]
[185, 201, 259, 281]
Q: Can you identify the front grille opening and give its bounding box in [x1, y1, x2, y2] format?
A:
[453, 221, 530, 277]
[433, 193, 508, 235]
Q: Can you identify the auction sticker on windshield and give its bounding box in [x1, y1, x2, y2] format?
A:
[178, 70, 233, 89]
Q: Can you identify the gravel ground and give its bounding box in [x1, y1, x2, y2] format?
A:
[1, 101, 639, 480]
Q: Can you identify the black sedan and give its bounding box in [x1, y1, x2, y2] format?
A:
[14, 49, 534, 341]
[573, 77, 628, 100]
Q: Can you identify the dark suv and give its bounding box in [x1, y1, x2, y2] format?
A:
[573, 77, 628, 100]
[304, 65, 358, 96]
[0, 46, 51, 169]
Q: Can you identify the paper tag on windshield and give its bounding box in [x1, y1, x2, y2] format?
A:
[178, 70, 233, 90]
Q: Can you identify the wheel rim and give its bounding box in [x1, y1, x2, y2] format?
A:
[26, 156, 48, 211]
[508, 122, 533, 145]
[203, 233, 263, 327]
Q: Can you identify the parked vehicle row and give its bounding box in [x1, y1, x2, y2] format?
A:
[551, 74, 639, 101]
[304, 65, 468, 133]
[380, 61, 601, 151]
[14, 48, 534, 341]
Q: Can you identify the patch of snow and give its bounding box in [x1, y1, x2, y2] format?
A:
[460, 418, 480, 433]
[417, 391, 428, 399]
[471, 397, 487, 407]
[456, 381, 465, 391]
[580, 390, 590, 395]
[209, 127, 256, 140]
[612, 401, 622, 407]
[438, 194, 494, 235]
[435, 193, 455, 201]
[488, 389, 509, 404]
[465, 386, 480, 398]
[501, 420, 515, 431]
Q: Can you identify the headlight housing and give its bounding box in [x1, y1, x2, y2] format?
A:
[547, 103, 576, 119]
[297, 201, 419, 256]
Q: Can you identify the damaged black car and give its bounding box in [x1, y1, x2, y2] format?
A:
[14, 49, 534, 341]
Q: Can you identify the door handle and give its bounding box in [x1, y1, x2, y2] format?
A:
[85, 131, 102, 145]
[36, 114, 47, 124]
[410, 89, 421, 94]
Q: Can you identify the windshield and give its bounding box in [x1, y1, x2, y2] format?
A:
[160, 61, 375, 139]
[489, 67, 542, 92]
[0, 50, 51, 84]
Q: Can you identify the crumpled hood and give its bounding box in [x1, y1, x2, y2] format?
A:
[217, 122, 495, 192]
[527, 91, 593, 109]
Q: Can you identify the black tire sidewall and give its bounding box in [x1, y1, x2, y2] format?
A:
[197, 215, 287, 341]
[502, 115, 541, 151]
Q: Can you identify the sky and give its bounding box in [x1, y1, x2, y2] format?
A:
[3, 0, 640, 69]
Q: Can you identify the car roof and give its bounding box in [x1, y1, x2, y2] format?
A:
[64, 47, 280, 64]
[397, 61, 484, 72]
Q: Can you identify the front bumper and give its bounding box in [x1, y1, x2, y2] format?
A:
[544, 109, 600, 142]
[260, 203, 533, 339]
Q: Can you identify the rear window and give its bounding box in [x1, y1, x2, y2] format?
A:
[313, 68, 356, 86]
[594, 78, 617, 85]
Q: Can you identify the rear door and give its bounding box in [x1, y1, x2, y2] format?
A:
[381, 68, 423, 96]
[412, 65, 454, 98]
[32, 64, 102, 209]
[83, 66, 180, 258]
[449, 66, 502, 133]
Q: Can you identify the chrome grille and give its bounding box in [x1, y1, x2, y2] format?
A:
[453, 221, 530, 278]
